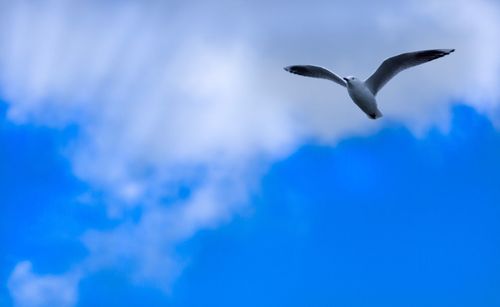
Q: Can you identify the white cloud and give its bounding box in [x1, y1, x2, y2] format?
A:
[1, 0, 499, 302]
[81, 179, 246, 290]
[7, 262, 79, 307]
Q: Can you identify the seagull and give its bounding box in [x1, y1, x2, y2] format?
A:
[284, 49, 455, 119]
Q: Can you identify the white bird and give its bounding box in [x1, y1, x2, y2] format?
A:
[284, 49, 455, 119]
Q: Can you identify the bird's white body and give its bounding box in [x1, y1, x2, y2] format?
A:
[284, 49, 454, 120]
[345, 77, 382, 119]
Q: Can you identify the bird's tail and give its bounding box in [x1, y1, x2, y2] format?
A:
[368, 109, 383, 120]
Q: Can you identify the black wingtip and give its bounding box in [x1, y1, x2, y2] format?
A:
[284, 66, 291, 72]
[437, 49, 455, 56]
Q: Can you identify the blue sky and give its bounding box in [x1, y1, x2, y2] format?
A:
[1, 1, 500, 306]
[2, 103, 500, 306]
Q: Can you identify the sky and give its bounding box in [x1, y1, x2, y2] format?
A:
[0, 0, 499, 306]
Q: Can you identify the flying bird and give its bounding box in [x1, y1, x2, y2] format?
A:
[284, 49, 455, 119]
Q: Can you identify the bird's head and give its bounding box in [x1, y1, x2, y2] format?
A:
[343, 76, 357, 85]
[342, 76, 356, 83]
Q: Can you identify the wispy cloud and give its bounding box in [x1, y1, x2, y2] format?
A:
[8, 261, 79, 307]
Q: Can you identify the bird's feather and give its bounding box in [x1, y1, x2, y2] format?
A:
[365, 49, 455, 95]
[284, 65, 347, 87]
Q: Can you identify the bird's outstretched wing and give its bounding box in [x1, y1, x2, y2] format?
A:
[365, 49, 455, 95]
[284, 65, 347, 87]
